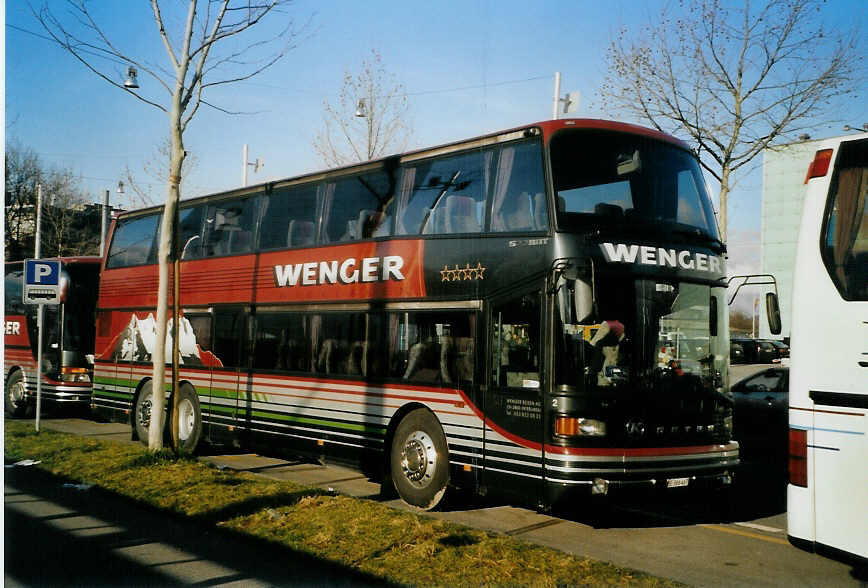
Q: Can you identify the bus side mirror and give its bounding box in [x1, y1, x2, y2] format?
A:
[766, 293, 782, 335]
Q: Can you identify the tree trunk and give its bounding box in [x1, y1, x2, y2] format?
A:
[719, 165, 731, 243]
[148, 90, 186, 451]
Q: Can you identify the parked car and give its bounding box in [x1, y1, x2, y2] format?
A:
[731, 367, 788, 458]
[730, 337, 779, 364]
[767, 339, 789, 361]
[730, 341, 745, 364]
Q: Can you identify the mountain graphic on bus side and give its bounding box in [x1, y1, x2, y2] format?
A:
[100, 313, 222, 367]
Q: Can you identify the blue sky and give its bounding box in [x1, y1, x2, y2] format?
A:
[5, 0, 867, 273]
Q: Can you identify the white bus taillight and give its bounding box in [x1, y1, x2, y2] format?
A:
[789, 427, 808, 487]
[804, 148, 833, 183]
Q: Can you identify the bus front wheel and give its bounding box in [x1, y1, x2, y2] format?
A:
[5, 370, 28, 418]
[390, 408, 449, 510]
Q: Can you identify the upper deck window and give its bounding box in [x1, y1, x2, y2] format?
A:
[489, 140, 547, 232]
[397, 149, 490, 235]
[106, 213, 160, 268]
[550, 130, 720, 242]
[203, 196, 258, 257]
[321, 170, 393, 243]
[260, 184, 319, 250]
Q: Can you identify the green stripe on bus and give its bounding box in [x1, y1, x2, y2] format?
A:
[93, 377, 135, 389]
[203, 404, 236, 415]
[93, 390, 133, 400]
[249, 409, 386, 435]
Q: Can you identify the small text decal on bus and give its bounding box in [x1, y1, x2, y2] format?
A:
[273, 255, 405, 287]
[600, 242, 723, 274]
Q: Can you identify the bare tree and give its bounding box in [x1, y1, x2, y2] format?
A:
[40, 168, 99, 257]
[5, 140, 99, 259]
[314, 49, 411, 167]
[35, 0, 303, 450]
[5, 141, 42, 260]
[600, 0, 861, 241]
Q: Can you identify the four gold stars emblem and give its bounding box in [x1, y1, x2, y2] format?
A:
[440, 262, 487, 282]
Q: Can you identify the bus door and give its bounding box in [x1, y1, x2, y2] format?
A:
[209, 307, 248, 436]
[484, 288, 546, 499]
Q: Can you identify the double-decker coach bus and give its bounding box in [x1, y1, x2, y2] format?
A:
[93, 119, 734, 510]
[5, 257, 101, 417]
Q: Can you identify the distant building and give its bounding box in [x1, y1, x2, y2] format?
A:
[759, 133, 851, 340]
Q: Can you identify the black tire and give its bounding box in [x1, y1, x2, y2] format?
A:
[172, 384, 202, 454]
[5, 370, 28, 418]
[390, 408, 449, 510]
[133, 381, 163, 446]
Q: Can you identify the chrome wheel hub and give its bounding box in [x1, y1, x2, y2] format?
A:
[400, 430, 437, 489]
[8, 380, 26, 406]
[138, 395, 152, 428]
[178, 398, 195, 441]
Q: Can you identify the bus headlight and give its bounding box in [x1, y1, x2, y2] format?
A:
[554, 417, 606, 437]
[61, 367, 91, 383]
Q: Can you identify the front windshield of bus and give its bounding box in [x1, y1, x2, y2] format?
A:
[61, 264, 98, 355]
[555, 277, 729, 445]
[550, 130, 720, 243]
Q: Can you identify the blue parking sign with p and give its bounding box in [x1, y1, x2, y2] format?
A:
[24, 259, 61, 304]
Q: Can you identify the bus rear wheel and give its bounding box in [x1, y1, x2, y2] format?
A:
[5, 370, 28, 418]
[173, 385, 202, 453]
[390, 408, 449, 510]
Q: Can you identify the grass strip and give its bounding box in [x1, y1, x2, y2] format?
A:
[5, 421, 681, 587]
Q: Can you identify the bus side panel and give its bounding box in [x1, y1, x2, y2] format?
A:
[4, 313, 36, 381]
[93, 311, 121, 419]
[208, 366, 239, 439]
[788, 137, 868, 562]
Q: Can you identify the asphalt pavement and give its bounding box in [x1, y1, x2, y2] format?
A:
[6, 363, 865, 587]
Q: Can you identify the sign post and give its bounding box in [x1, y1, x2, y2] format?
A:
[23, 259, 61, 433]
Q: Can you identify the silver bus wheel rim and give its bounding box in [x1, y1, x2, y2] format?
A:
[400, 430, 437, 489]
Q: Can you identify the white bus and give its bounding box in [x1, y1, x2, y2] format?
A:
[787, 132, 867, 566]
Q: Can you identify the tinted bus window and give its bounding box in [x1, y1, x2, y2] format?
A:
[551, 131, 719, 239]
[178, 204, 206, 259]
[321, 171, 392, 243]
[107, 213, 160, 268]
[203, 196, 258, 257]
[313, 313, 368, 375]
[397, 149, 491, 235]
[254, 312, 311, 372]
[213, 309, 247, 369]
[390, 311, 475, 385]
[260, 185, 319, 250]
[821, 140, 868, 300]
[61, 264, 99, 355]
[490, 141, 547, 232]
[5, 267, 25, 314]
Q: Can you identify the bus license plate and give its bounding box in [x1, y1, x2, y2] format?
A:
[666, 477, 689, 488]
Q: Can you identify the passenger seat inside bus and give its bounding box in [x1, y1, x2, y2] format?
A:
[445, 195, 481, 233]
[287, 220, 314, 247]
[533, 193, 547, 230]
